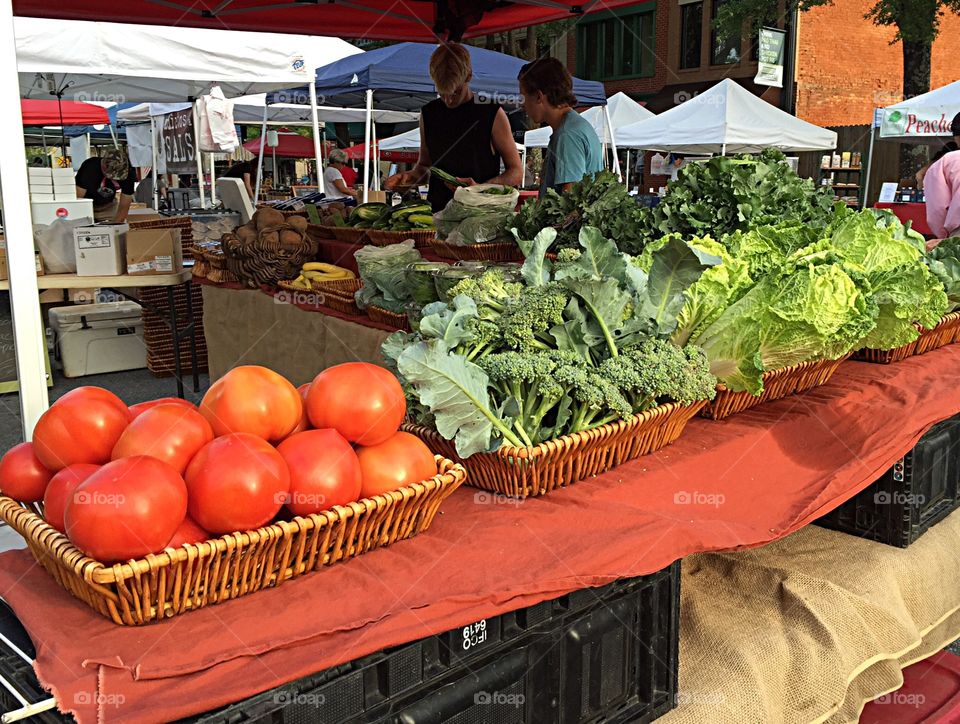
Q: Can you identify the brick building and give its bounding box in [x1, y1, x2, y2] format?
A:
[556, 0, 960, 127]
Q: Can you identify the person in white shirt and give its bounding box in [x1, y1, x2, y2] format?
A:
[323, 149, 358, 201]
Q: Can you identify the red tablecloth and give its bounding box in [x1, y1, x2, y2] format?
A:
[874, 202, 933, 236]
[4, 348, 960, 723]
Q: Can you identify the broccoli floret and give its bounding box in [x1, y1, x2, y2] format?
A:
[553, 363, 633, 434]
[448, 269, 522, 315]
[479, 352, 567, 446]
[555, 248, 582, 263]
[498, 283, 569, 352]
[599, 339, 717, 411]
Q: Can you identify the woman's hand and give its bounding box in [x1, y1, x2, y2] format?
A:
[385, 171, 417, 190]
[453, 177, 476, 189]
[926, 238, 943, 252]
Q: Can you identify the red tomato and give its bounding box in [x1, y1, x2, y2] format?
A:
[111, 403, 214, 474]
[356, 432, 437, 498]
[33, 391, 130, 471]
[185, 433, 289, 534]
[200, 366, 302, 442]
[129, 398, 196, 419]
[167, 516, 210, 547]
[56, 387, 131, 422]
[277, 429, 361, 516]
[283, 383, 313, 440]
[307, 363, 405, 446]
[42, 463, 100, 533]
[64, 456, 187, 561]
[0, 443, 53, 503]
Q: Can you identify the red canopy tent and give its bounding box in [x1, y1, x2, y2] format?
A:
[11, 1, 631, 41]
[343, 142, 418, 164]
[20, 99, 109, 126]
[242, 132, 323, 159]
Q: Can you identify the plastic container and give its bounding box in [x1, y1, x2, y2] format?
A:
[49, 301, 146, 377]
[859, 650, 960, 723]
[0, 565, 680, 723]
[816, 415, 960, 547]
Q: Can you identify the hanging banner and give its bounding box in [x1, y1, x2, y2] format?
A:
[755, 27, 786, 88]
[159, 107, 196, 174]
[880, 107, 956, 138]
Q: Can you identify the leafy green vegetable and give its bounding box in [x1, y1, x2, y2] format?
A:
[925, 238, 960, 312]
[354, 241, 422, 309]
[430, 167, 467, 187]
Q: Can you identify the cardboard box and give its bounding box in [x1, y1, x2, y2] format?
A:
[39, 289, 64, 304]
[0, 250, 43, 280]
[125, 228, 182, 275]
[27, 168, 52, 180]
[74, 223, 127, 276]
[366, 190, 388, 203]
[126, 210, 164, 222]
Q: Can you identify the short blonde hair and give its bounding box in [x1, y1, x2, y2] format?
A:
[430, 43, 472, 95]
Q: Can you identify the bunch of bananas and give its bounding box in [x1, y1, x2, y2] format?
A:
[286, 262, 355, 290]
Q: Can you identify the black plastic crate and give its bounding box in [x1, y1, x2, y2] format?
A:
[0, 565, 679, 724]
[816, 414, 960, 547]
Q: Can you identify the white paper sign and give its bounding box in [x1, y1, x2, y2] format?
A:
[878, 182, 898, 203]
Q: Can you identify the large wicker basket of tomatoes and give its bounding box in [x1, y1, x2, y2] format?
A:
[0, 364, 465, 625]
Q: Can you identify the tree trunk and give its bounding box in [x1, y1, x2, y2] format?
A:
[899, 37, 933, 179]
[522, 26, 537, 60]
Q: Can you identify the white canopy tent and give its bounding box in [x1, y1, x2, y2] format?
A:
[879, 80, 960, 142]
[523, 92, 654, 149]
[616, 79, 838, 155]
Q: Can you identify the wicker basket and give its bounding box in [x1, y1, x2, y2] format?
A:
[311, 277, 361, 295]
[429, 239, 524, 262]
[702, 355, 850, 421]
[306, 223, 335, 241]
[329, 226, 368, 244]
[322, 291, 364, 317]
[853, 312, 960, 364]
[403, 401, 705, 499]
[366, 305, 412, 331]
[366, 229, 436, 248]
[0, 457, 465, 625]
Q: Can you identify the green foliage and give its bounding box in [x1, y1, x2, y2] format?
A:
[925, 238, 960, 312]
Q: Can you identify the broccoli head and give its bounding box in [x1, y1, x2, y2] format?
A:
[498, 283, 570, 352]
[447, 269, 522, 315]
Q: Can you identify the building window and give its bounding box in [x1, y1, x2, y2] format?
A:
[711, 0, 741, 65]
[578, 7, 656, 80]
[679, 1, 703, 70]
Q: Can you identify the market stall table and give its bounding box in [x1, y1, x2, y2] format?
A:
[2, 346, 960, 723]
[0, 271, 200, 397]
[874, 202, 934, 237]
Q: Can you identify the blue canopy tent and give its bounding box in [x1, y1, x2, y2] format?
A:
[270, 43, 613, 201]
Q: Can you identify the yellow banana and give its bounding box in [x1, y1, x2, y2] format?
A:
[302, 262, 343, 273]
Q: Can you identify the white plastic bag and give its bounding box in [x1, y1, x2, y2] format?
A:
[452, 183, 519, 210]
[33, 217, 93, 274]
[434, 184, 519, 245]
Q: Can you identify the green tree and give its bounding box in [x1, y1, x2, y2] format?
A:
[715, 0, 960, 173]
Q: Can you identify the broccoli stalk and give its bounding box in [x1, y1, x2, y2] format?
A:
[498, 283, 569, 353]
[553, 363, 633, 435]
[479, 352, 568, 446]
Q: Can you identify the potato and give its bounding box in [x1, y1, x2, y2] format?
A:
[279, 229, 305, 249]
[286, 215, 308, 233]
[255, 207, 285, 231]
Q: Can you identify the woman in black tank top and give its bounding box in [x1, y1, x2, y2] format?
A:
[385, 43, 523, 212]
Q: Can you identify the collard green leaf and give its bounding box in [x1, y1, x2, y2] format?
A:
[418, 295, 478, 348]
[554, 226, 629, 283]
[519, 228, 556, 287]
[637, 237, 720, 337]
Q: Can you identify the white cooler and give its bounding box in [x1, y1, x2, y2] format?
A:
[49, 302, 146, 377]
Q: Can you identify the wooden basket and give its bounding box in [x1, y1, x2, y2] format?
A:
[0, 458, 465, 625]
[329, 226, 368, 244]
[854, 312, 960, 364]
[311, 277, 361, 295]
[367, 305, 412, 331]
[402, 401, 705, 499]
[366, 229, 436, 248]
[322, 291, 363, 317]
[429, 239, 524, 262]
[702, 355, 850, 421]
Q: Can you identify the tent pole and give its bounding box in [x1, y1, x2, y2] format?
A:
[209, 153, 217, 206]
[625, 149, 631, 189]
[521, 146, 527, 187]
[604, 105, 620, 179]
[363, 89, 373, 203]
[151, 116, 159, 210]
[0, 0, 50, 437]
[372, 120, 379, 192]
[254, 103, 268, 203]
[863, 119, 877, 208]
[193, 103, 205, 208]
[721, 143, 727, 157]
[308, 83, 324, 189]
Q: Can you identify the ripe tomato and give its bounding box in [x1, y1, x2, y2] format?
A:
[200, 366, 302, 442]
[167, 516, 210, 547]
[307, 363, 405, 446]
[33, 391, 130, 471]
[283, 383, 313, 440]
[111, 403, 214, 474]
[56, 387, 131, 422]
[42, 463, 99, 533]
[0, 443, 53, 503]
[277, 429, 361, 516]
[357, 432, 437, 498]
[185, 433, 289, 534]
[129, 397, 196, 419]
[65, 456, 187, 561]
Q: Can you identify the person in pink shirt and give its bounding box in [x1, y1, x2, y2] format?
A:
[926, 150, 960, 239]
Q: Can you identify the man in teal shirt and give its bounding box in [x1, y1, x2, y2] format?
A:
[519, 58, 604, 194]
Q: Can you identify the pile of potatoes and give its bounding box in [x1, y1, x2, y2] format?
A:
[220, 208, 318, 287]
